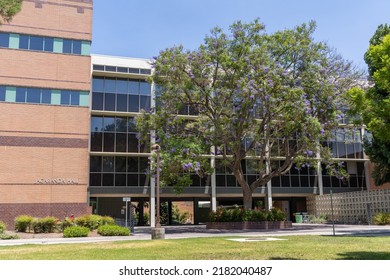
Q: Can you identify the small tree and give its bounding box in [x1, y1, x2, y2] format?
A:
[138, 19, 362, 210]
[0, 0, 22, 25]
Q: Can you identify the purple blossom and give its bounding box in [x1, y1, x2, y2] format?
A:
[182, 148, 189, 154]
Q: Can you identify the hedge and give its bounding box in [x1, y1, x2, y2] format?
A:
[97, 224, 130, 236]
[63, 226, 90, 238]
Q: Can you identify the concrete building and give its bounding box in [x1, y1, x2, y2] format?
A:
[0, 0, 93, 226]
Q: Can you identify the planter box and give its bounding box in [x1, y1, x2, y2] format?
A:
[206, 221, 292, 230]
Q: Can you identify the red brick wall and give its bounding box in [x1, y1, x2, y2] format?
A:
[0, 0, 93, 41]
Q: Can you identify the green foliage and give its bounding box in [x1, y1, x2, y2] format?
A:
[348, 24, 390, 185]
[97, 224, 130, 236]
[0, 233, 19, 240]
[14, 215, 34, 232]
[0, 220, 6, 234]
[209, 207, 286, 222]
[373, 212, 390, 225]
[31, 216, 58, 233]
[0, 0, 22, 24]
[139, 18, 362, 209]
[308, 215, 328, 224]
[58, 218, 75, 232]
[63, 226, 90, 238]
[74, 214, 113, 230]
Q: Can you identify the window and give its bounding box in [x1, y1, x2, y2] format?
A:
[30, 36, 44, 51]
[0, 32, 89, 55]
[19, 35, 29, 49]
[26, 88, 41, 103]
[0, 86, 5, 101]
[63, 39, 72, 54]
[0, 33, 9, 47]
[16, 87, 26, 102]
[44, 37, 54, 52]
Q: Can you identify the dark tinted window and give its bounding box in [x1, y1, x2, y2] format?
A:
[117, 67, 128, 73]
[72, 40, 81, 54]
[61, 90, 71, 105]
[70, 91, 80, 105]
[30, 36, 44, 51]
[104, 92, 115, 111]
[63, 39, 72, 53]
[44, 37, 53, 52]
[93, 65, 105, 71]
[92, 92, 104, 110]
[90, 156, 102, 172]
[16, 87, 26, 102]
[129, 81, 138, 94]
[91, 116, 103, 132]
[19, 35, 29, 49]
[116, 79, 127, 93]
[116, 94, 127, 112]
[105, 66, 116, 72]
[41, 89, 51, 104]
[26, 88, 41, 103]
[0, 33, 9, 47]
[128, 95, 139, 112]
[0, 86, 5, 101]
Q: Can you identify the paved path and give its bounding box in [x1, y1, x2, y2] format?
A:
[1, 223, 390, 246]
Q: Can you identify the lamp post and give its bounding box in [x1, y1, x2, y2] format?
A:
[151, 144, 165, 239]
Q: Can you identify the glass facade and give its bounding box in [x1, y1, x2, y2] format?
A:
[0, 32, 91, 56]
[92, 77, 151, 112]
[89, 156, 149, 187]
[0, 85, 89, 107]
[89, 61, 368, 197]
[90, 116, 149, 153]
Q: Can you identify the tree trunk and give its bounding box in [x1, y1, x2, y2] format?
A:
[242, 187, 253, 210]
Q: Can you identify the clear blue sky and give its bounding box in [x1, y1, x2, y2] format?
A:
[91, 0, 390, 71]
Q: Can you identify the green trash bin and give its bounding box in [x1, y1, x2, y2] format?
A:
[295, 213, 303, 223]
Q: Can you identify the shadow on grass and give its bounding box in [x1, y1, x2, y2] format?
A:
[337, 251, 390, 260]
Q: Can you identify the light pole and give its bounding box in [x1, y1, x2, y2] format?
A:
[151, 144, 165, 239]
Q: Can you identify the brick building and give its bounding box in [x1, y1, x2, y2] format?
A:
[0, 0, 93, 226]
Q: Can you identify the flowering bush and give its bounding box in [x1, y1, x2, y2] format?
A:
[209, 207, 286, 222]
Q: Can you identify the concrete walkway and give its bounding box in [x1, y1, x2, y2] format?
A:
[1, 223, 390, 246]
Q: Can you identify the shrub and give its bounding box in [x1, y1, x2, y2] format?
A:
[58, 217, 75, 232]
[14, 215, 34, 232]
[0, 233, 19, 240]
[32, 216, 58, 233]
[209, 208, 287, 223]
[373, 212, 390, 225]
[97, 224, 130, 236]
[75, 214, 111, 230]
[63, 226, 90, 238]
[100, 216, 115, 226]
[0, 220, 6, 234]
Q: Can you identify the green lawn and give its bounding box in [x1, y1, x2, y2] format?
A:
[0, 235, 389, 260]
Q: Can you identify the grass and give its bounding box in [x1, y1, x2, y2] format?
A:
[0, 235, 390, 260]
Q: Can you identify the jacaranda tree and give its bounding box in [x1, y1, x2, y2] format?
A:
[137, 19, 362, 210]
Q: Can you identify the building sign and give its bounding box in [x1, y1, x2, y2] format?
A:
[35, 178, 79, 185]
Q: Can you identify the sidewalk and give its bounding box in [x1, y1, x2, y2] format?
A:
[1, 223, 390, 246]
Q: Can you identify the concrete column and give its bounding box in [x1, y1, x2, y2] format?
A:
[150, 176, 156, 228]
[210, 146, 217, 212]
[193, 198, 199, 225]
[361, 127, 371, 190]
[317, 151, 324, 195]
